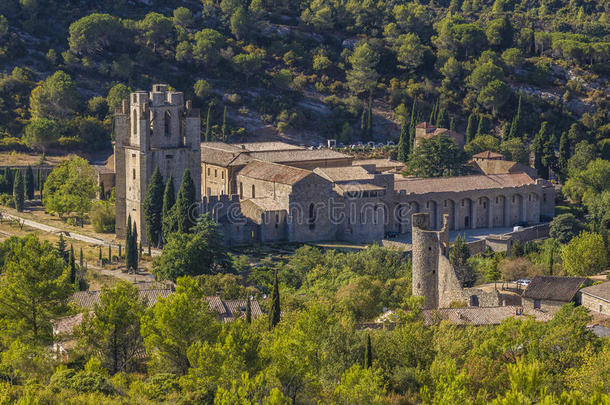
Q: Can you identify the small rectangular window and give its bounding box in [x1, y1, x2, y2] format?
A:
[215, 169, 218, 177]
[221, 171, 225, 179]
[207, 168, 210, 176]
[461, 200, 464, 207]
[534, 299, 541, 309]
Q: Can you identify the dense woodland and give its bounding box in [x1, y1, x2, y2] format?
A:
[0, 0, 608, 403]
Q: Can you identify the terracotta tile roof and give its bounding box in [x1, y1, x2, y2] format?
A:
[51, 313, 86, 335]
[205, 297, 263, 321]
[580, 282, 610, 303]
[472, 160, 538, 179]
[235, 142, 304, 152]
[314, 166, 375, 182]
[201, 144, 247, 167]
[249, 149, 351, 163]
[422, 306, 554, 326]
[473, 150, 505, 159]
[394, 173, 536, 194]
[523, 276, 587, 302]
[353, 159, 405, 171]
[242, 198, 285, 212]
[416, 121, 435, 129]
[241, 198, 286, 222]
[71, 289, 173, 309]
[238, 160, 313, 185]
[337, 183, 385, 193]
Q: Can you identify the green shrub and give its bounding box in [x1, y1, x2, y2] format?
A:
[90, 201, 115, 233]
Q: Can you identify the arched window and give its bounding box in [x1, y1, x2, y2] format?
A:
[251, 184, 255, 198]
[132, 110, 137, 135]
[164, 110, 171, 137]
[239, 182, 243, 198]
[308, 203, 316, 230]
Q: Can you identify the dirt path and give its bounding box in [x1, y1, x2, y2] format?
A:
[0, 211, 161, 256]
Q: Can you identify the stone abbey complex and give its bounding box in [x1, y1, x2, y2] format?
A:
[114, 85, 555, 247]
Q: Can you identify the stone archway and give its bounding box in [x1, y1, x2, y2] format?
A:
[443, 199, 456, 230]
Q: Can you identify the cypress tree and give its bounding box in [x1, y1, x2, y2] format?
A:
[161, 175, 175, 242]
[476, 115, 487, 137]
[364, 334, 372, 369]
[108, 244, 112, 262]
[367, 95, 373, 139]
[532, 122, 548, 179]
[465, 114, 476, 143]
[13, 170, 24, 212]
[221, 105, 228, 141]
[118, 244, 122, 258]
[246, 297, 252, 324]
[69, 245, 76, 284]
[360, 105, 367, 139]
[449, 117, 455, 132]
[99, 181, 105, 200]
[558, 132, 570, 181]
[5, 167, 14, 192]
[144, 167, 164, 248]
[508, 95, 522, 139]
[24, 166, 34, 200]
[132, 225, 139, 271]
[268, 271, 281, 330]
[36, 167, 41, 197]
[174, 170, 198, 233]
[79, 247, 84, 268]
[205, 102, 212, 142]
[98, 246, 102, 261]
[409, 99, 417, 129]
[397, 119, 410, 163]
[125, 215, 132, 269]
[57, 234, 67, 261]
[501, 121, 511, 142]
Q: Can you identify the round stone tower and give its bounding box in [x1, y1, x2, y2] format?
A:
[411, 212, 439, 309]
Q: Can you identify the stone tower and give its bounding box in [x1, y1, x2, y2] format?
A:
[114, 84, 201, 243]
[411, 212, 450, 309]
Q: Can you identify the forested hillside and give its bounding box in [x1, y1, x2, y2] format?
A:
[0, 0, 607, 156]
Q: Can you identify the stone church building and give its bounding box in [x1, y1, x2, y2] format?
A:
[114, 84, 554, 247]
[114, 84, 201, 242]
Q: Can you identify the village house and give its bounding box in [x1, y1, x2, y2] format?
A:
[579, 282, 610, 316]
[522, 275, 588, 313]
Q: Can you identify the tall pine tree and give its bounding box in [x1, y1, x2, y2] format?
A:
[13, 170, 24, 212]
[221, 105, 228, 141]
[268, 271, 281, 330]
[143, 167, 164, 249]
[131, 224, 139, 271]
[24, 166, 34, 200]
[466, 114, 476, 143]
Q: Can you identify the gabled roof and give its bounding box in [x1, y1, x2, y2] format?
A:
[472, 150, 505, 159]
[235, 142, 304, 152]
[71, 289, 174, 308]
[205, 296, 263, 322]
[523, 276, 587, 302]
[416, 121, 435, 129]
[471, 159, 539, 179]
[237, 160, 313, 185]
[201, 144, 248, 167]
[421, 306, 554, 326]
[314, 166, 374, 182]
[249, 148, 351, 163]
[394, 173, 536, 194]
[580, 282, 610, 303]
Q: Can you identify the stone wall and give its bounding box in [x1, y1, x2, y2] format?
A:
[522, 297, 566, 314]
[580, 293, 610, 316]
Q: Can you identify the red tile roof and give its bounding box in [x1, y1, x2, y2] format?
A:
[238, 160, 313, 185]
[472, 150, 505, 159]
[394, 173, 536, 194]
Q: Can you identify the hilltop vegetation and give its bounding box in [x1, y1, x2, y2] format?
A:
[0, 0, 607, 155]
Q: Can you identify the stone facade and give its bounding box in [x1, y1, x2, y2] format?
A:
[114, 84, 201, 242]
[579, 282, 610, 316]
[411, 212, 500, 309]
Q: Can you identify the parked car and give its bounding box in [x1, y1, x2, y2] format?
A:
[515, 279, 531, 286]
